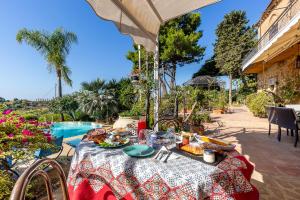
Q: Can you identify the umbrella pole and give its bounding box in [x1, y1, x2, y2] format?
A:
[153, 35, 159, 131]
[138, 45, 142, 101]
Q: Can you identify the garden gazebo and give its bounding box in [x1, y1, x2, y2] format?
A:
[86, 0, 220, 130]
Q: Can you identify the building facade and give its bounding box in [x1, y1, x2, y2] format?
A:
[242, 0, 300, 103]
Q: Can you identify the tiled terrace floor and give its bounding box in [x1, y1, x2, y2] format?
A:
[209, 106, 300, 200]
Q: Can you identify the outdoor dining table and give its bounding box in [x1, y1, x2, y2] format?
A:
[67, 140, 259, 200]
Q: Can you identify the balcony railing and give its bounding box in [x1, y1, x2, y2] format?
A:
[242, 0, 300, 68]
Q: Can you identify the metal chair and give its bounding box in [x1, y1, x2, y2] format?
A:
[9, 158, 69, 200]
[0, 157, 19, 178]
[34, 136, 64, 160]
[275, 107, 299, 147]
[65, 138, 82, 158]
[266, 106, 277, 136]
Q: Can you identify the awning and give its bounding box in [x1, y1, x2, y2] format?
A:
[86, 0, 220, 52]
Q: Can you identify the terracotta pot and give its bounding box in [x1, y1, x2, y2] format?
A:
[113, 117, 138, 129]
[190, 125, 205, 135]
[212, 109, 224, 114]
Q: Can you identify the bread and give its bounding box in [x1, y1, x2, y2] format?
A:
[181, 143, 203, 155]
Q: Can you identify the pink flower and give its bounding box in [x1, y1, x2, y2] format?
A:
[0, 119, 6, 124]
[19, 117, 25, 123]
[2, 109, 13, 115]
[22, 129, 34, 136]
[7, 133, 14, 138]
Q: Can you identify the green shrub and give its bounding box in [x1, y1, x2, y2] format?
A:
[0, 171, 15, 200]
[246, 92, 274, 117]
[23, 113, 39, 120]
[215, 91, 228, 109]
[75, 111, 93, 121]
[38, 113, 73, 122]
[191, 112, 211, 125]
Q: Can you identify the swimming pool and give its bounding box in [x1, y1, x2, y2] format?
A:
[51, 122, 102, 138]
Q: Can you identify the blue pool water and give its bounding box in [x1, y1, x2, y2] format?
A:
[51, 122, 102, 138]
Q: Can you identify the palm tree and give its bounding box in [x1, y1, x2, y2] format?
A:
[78, 79, 118, 122]
[16, 28, 77, 98]
[81, 78, 105, 93]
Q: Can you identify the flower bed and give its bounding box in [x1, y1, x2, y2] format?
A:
[0, 109, 55, 199]
[0, 109, 53, 160]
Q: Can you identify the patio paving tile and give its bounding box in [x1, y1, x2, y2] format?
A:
[209, 106, 300, 200]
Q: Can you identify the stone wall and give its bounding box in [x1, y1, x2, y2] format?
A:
[257, 55, 300, 103]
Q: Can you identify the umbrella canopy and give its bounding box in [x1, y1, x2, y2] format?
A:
[86, 0, 221, 130]
[86, 0, 220, 52]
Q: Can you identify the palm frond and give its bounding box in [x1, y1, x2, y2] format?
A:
[61, 65, 72, 86]
[16, 28, 49, 56]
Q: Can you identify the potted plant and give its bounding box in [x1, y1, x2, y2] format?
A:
[212, 91, 227, 114]
[189, 114, 206, 135]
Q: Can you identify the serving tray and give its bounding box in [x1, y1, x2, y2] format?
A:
[169, 147, 226, 166]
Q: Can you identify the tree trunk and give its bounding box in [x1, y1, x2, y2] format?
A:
[170, 65, 176, 90]
[184, 101, 197, 123]
[57, 69, 65, 121]
[174, 95, 179, 119]
[159, 75, 167, 97]
[229, 73, 232, 106]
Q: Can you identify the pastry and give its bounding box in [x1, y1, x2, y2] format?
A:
[181, 143, 203, 155]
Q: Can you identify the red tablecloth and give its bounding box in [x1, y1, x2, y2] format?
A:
[68, 142, 258, 200]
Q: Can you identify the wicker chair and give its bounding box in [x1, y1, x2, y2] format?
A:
[10, 158, 69, 200]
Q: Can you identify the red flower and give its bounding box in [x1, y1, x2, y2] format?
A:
[22, 138, 28, 144]
[22, 129, 34, 136]
[45, 135, 52, 142]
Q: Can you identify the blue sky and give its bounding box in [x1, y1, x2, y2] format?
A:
[0, 0, 269, 100]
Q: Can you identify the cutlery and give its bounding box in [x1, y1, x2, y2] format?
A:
[153, 149, 162, 159]
[163, 151, 172, 163]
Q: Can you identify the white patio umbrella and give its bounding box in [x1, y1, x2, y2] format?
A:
[86, 0, 220, 131]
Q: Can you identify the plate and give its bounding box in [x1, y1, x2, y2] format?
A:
[123, 145, 155, 157]
[98, 138, 129, 148]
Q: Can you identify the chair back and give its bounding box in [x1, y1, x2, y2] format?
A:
[53, 135, 64, 147]
[10, 158, 69, 200]
[275, 107, 298, 130]
[266, 106, 277, 124]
